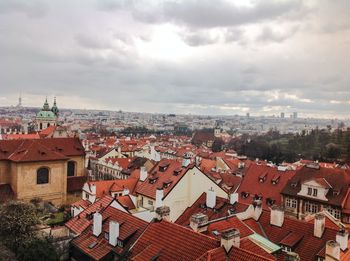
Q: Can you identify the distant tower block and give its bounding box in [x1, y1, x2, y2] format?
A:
[281, 112, 285, 118]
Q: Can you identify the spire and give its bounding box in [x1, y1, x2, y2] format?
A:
[51, 97, 59, 116]
[43, 96, 50, 111]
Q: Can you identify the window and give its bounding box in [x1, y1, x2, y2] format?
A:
[313, 188, 318, 197]
[305, 201, 318, 214]
[37, 167, 49, 184]
[286, 198, 297, 209]
[327, 207, 341, 219]
[67, 161, 76, 177]
[307, 187, 312, 195]
[148, 200, 153, 206]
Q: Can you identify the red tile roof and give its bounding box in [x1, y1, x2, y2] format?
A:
[0, 137, 85, 162]
[135, 159, 193, 200]
[254, 210, 340, 261]
[72, 205, 148, 260]
[282, 166, 350, 207]
[85, 178, 138, 198]
[67, 176, 87, 193]
[237, 164, 296, 209]
[66, 195, 114, 235]
[130, 220, 220, 261]
[175, 192, 248, 227]
[207, 216, 254, 239]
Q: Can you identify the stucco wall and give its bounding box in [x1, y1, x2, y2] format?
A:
[164, 167, 227, 221]
[14, 160, 67, 205]
[0, 161, 11, 184]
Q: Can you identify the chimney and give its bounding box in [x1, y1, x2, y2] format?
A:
[314, 213, 325, 238]
[182, 156, 190, 168]
[155, 188, 164, 208]
[206, 188, 216, 209]
[253, 199, 262, 221]
[117, 146, 122, 157]
[140, 166, 148, 182]
[155, 206, 170, 221]
[336, 229, 348, 251]
[93, 212, 102, 236]
[190, 213, 208, 232]
[109, 221, 119, 246]
[325, 240, 340, 261]
[270, 205, 284, 227]
[285, 252, 300, 261]
[230, 193, 238, 205]
[221, 229, 240, 252]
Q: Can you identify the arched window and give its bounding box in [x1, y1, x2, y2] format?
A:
[39, 123, 43, 130]
[47, 123, 50, 127]
[67, 161, 76, 177]
[37, 167, 49, 184]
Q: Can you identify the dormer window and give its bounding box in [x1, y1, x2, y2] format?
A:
[163, 180, 173, 188]
[271, 175, 280, 185]
[241, 192, 249, 199]
[307, 187, 312, 196]
[258, 173, 267, 183]
[149, 176, 158, 184]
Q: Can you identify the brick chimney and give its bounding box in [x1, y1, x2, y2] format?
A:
[253, 199, 262, 221]
[336, 229, 348, 251]
[109, 221, 120, 246]
[314, 213, 325, 238]
[270, 205, 284, 227]
[325, 240, 340, 261]
[93, 212, 102, 236]
[285, 252, 300, 261]
[221, 229, 240, 252]
[155, 206, 170, 221]
[206, 188, 216, 209]
[190, 213, 208, 232]
[139, 166, 148, 182]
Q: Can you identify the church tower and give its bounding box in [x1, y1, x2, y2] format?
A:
[35, 97, 58, 131]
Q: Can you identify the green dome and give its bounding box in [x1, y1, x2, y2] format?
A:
[36, 110, 56, 119]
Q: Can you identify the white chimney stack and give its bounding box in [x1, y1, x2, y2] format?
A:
[206, 188, 216, 209]
[336, 229, 348, 251]
[314, 213, 325, 238]
[253, 199, 263, 221]
[93, 212, 102, 236]
[270, 205, 284, 227]
[221, 229, 240, 252]
[325, 240, 340, 261]
[109, 221, 120, 246]
[155, 188, 164, 208]
[140, 166, 148, 182]
[230, 193, 238, 205]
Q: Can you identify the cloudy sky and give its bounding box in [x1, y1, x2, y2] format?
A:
[0, 0, 349, 118]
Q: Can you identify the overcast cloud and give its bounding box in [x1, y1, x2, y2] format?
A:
[0, 0, 349, 118]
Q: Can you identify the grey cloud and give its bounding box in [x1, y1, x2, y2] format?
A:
[256, 25, 299, 43]
[0, 0, 48, 18]
[181, 30, 219, 46]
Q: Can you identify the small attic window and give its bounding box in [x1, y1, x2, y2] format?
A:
[271, 175, 280, 185]
[163, 180, 173, 188]
[291, 181, 298, 188]
[149, 176, 158, 184]
[88, 241, 98, 249]
[254, 194, 262, 200]
[241, 192, 249, 199]
[212, 230, 220, 236]
[173, 168, 182, 176]
[266, 198, 275, 206]
[259, 173, 267, 183]
[333, 189, 340, 196]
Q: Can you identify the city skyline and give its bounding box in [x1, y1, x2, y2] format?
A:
[0, 0, 349, 118]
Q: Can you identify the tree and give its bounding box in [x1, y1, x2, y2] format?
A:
[16, 239, 58, 261]
[212, 138, 225, 152]
[0, 201, 39, 250]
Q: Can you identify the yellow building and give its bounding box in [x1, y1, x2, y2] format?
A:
[0, 137, 85, 205]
